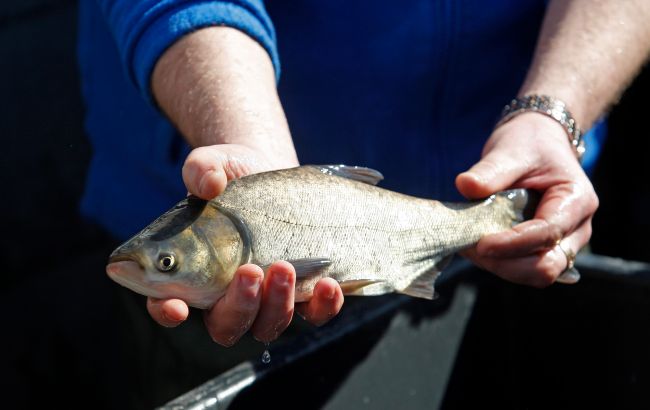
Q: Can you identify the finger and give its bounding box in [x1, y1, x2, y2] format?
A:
[147, 298, 189, 328]
[250, 261, 296, 343]
[475, 181, 597, 259]
[533, 181, 599, 241]
[464, 221, 591, 288]
[182, 146, 230, 199]
[295, 278, 344, 327]
[455, 146, 529, 199]
[475, 219, 563, 258]
[465, 249, 557, 288]
[552, 226, 588, 283]
[204, 264, 263, 347]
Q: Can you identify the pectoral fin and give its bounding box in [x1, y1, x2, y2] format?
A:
[287, 258, 332, 278]
[260, 258, 331, 278]
[313, 165, 384, 186]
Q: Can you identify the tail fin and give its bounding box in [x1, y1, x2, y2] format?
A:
[494, 189, 539, 223]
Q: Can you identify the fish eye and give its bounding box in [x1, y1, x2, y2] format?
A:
[157, 253, 177, 272]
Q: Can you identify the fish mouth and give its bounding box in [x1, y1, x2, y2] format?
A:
[108, 253, 139, 264]
[105, 261, 220, 309]
[106, 260, 142, 278]
[108, 246, 146, 268]
[106, 261, 167, 300]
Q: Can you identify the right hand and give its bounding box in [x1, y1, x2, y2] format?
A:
[456, 113, 598, 287]
[146, 144, 345, 346]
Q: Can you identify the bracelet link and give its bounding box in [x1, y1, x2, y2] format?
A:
[497, 95, 585, 160]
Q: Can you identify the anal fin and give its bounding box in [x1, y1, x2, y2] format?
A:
[339, 279, 385, 296]
[398, 255, 453, 300]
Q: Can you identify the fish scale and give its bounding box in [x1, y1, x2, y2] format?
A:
[213, 166, 524, 300]
[107, 165, 533, 308]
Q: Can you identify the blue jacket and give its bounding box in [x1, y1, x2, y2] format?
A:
[78, 0, 604, 240]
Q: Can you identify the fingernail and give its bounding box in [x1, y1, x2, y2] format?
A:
[161, 310, 180, 326]
[198, 169, 217, 197]
[467, 172, 485, 184]
[199, 169, 219, 197]
[322, 286, 336, 300]
[273, 271, 290, 286]
[482, 249, 496, 257]
[184, 163, 198, 187]
[240, 273, 261, 290]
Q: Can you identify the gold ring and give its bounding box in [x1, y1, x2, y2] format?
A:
[557, 240, 576, 272]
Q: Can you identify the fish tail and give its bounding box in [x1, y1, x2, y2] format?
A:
[493, 189, 539, 224]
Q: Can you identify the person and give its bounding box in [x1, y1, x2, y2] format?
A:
[79, 0, 648, 386]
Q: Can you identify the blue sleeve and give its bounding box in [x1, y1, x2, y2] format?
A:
[96, 0, 280, 102]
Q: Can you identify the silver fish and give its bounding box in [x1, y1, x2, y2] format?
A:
[106, 165, 535, 308]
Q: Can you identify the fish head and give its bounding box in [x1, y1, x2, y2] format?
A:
[106, 196, 246, 309]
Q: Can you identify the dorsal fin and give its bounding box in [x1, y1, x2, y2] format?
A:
[312, 165, 384, 186]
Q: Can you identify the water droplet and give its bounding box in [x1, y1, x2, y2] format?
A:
[261, 342, 271, 364]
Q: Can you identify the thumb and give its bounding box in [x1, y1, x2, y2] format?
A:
[455, 146, 528, 199]
[182, 146, 232, 200]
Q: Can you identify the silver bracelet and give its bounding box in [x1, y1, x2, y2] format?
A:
[496, 95, 585, 160]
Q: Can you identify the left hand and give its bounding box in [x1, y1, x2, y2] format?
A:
[455, 112, 599, 287]
[146, 144, 344, 345]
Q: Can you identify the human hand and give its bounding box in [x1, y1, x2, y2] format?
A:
[455, 112, 599, 287]
[146, 144, 344, 345]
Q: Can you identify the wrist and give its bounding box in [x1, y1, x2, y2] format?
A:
[497, 95, 585, 160]
[490, 112, 580, 163]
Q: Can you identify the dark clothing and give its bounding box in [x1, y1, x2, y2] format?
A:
[77, 0, 605, 241]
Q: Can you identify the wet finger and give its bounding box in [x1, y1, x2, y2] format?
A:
[476, 219, 563, 258]
[555, 237, 581, 285]
[551, 228, 588, 284]
[465, 222, 591, 288]
[204, 264, 263, 347]
[533, 181, 599, 240]
[455, 144, 530, 200]
[475, 180, 596, 259]
[250, 261, 296, 343]
[295, 278, 344, 327]
[147, 298, 189, 328]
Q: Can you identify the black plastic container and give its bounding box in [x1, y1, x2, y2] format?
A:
[162, 254, 650, 410]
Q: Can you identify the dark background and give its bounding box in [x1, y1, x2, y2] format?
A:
[1, 1, 649, 409]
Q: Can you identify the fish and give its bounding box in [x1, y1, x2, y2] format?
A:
[106, 165, 536, 309]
